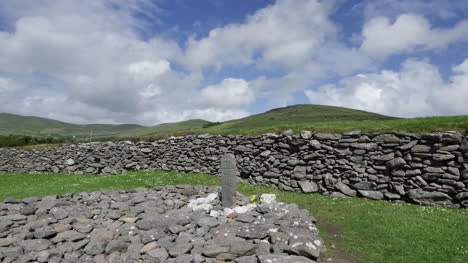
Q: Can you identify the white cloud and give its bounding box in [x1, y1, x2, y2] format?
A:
[360, 13, 468, 59]
[305, 58, 468, 117]
[184, 0, 337, 71]
[0, 77, 22, 92]
[200, 78, 254, 108]
[357, 0, 468, 21]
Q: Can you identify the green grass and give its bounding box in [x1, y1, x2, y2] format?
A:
[1, 171, 467, 263]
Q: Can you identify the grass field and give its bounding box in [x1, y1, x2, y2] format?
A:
[1, 171, 467, 263]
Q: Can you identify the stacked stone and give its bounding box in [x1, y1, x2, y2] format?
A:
[0, 186, 321, 262]
[1, 131, 467, 208]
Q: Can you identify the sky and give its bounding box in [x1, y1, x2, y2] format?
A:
[0, 0, 468, 125]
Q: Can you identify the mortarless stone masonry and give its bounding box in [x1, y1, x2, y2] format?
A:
[1, 130, 468, 208]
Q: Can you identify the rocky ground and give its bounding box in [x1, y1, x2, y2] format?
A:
[0, 185, 322, 262]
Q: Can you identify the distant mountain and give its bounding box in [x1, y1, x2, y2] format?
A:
[0, 104, 398, 139]
[0, 113, 142, 138]
[202, 104, 396, 133]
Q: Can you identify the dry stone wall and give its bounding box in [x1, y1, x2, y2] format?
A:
[1, 131, 468, 208]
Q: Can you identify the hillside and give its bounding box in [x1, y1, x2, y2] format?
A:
[203, 104, 396, 134]
[0, 113, 142, 138]
[2, 105, 468, 142]
[118, 119, 212, 138]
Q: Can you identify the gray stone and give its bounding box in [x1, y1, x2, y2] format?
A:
[18, 239, 51, 251]
[298, 181, 319, 193]
[411, 145, 431, 152]
[220, 153, 238, 207]
[386, 157, 406, 168]
[197, 217, 220, 229]
[292, 166, 307, 179]
[358, 190, 384, 200]
[335, 182, 357, 197]
[258, 255, 316, 263]
[400, 140, 418, 150]
[372, 134, 400, 143]
[350, 143, 378, 151]
[433, 153, 455, 161]
[105, 240, 128, 254]
[408, 189, 453, 206]
[300, 130, 313, 139]
[147, 247, 169, 261]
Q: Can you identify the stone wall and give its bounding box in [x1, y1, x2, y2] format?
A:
[1, 131, 468, 208]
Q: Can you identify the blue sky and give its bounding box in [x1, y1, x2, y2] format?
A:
[0, 0, 467, 125]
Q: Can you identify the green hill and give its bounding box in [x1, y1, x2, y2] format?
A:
[119, 119, 212, 138]
[0, 113, 142, 138]
[2, 104, 468, 143]
[203, 104, 396, 134]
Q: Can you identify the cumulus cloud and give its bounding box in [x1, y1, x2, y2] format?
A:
[357, 0, 468, 21]
[184, 0, 337, 71]
[360, 13, 468, 59]
[200, 78, 254, 108]
[0, 77, 22, 92]
[305, 59, 468, 117]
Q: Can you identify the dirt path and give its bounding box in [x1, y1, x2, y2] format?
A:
[317, 218, 366, 263]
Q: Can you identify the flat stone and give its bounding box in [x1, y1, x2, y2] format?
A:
[18, 239, 51, 251]
[358, 190, 384, 200]
[408, 189, 453, 206]
[335, 182, 356, 197]
[140, 241, 160, 254]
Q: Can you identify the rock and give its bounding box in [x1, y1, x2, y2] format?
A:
[279, 129, 294, 136]
[235, 256, 258, 263]
[433, 153, 455, 161]
[197, 217, 220, 229]
[220, 153, 238, 208]
[407, 189, 453, 206]
[84, 240, 107, 255]
[292, 166, 307, 179]
[358, 190, 384, 200]
[233, 145, 251, 152]
[146, 248, 169, 261]
[105, 240, 128, 254]
[411, 145, 431, 152]
[335, 182, 357, 197]
[352, 181, 373, 190]
[258, 255, 316, 263]
[260, 194, 276, 204]
[140, 242, 160, 254]
[372, 134, 400, 143]
[298, 181, 319, 193]
[237, 225, 269, 239]
[400, 140, 418, 150]
[202, 244, 229, 257]
[314, 133, 341, 140]
[350, 143, 378, 151]
[169, 243, 193, 257]
[65, 159, 75, 165]
[18, 239, 51, 251]
[300, 130, 312, 139]
[386, 157, 406, 168]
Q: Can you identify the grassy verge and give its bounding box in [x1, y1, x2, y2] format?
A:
[1, 171, 467, 263]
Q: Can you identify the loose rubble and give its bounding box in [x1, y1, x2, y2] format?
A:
[0, 185, 322, 262]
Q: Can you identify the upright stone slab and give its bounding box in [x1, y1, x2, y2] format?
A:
[220, 153, 238, 207]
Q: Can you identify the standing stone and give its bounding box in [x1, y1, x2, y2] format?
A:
[220, 154, 238, 207]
